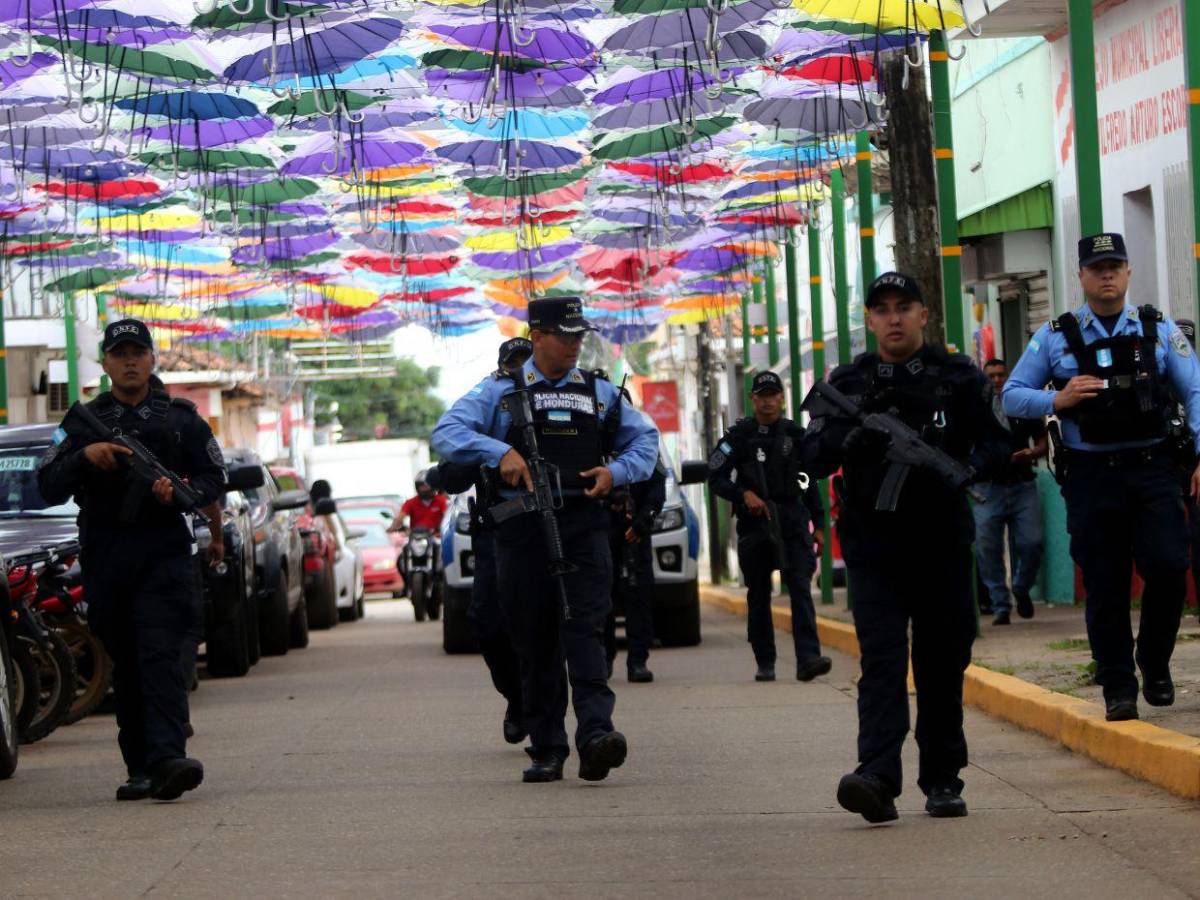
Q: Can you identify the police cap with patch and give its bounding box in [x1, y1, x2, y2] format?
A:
[751, 371, 784, 394]
[497, 337, 533, 366]
[102, 318, 154, 353]
[528, 297, 596, 335]
[865, 271, 923, 308]
[1078, 232, 1128, 268]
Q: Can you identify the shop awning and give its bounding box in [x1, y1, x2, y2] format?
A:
[959, 184, 1054, 239]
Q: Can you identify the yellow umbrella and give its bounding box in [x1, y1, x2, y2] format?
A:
[317, 283, 380, 308]
[89, 210, 202, 231]
[465, 225, 572, 251]
[794, 0, 964, 30]
[668, 306, 738, 325]
[112, 302, 199, 320]
[364, 164, 437, 182]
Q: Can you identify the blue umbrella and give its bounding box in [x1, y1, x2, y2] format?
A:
[115, 91, 260, 120]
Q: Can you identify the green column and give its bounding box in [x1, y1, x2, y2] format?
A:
[763, 258, 780, 366]
[741, 291, 751, 406]
[806, 217, 834, 606]
[751, 277, 763, 348]
[930, 31, 967, 353]
[1185, 2, 1200, 317]
[856, 131, 878, 353]
[0, 289, 7, 425]
[64, 293, 80, 405]
[1068, 0, 1103, 235]
[830, 167, 851, 365]
[97, 292, 110, 393]
[784, 230, 803, 406]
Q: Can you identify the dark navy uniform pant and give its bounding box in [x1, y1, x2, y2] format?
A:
[83, 536, 201, 778]
[495, 503, 614, 759]
[737, 502, 820, 666]
[606, 535, 655, 669]
[845, 540, 976, 798]
[1063, 450, 1188, 701]
[467, 534, 522, 714]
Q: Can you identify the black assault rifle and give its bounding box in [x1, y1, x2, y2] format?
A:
[487, 388, 576, 620]
[801, 381, 985, 512]
[752, 447, 790, 570]
[69, 401, 202, 521]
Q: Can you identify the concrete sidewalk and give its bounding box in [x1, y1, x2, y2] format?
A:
[2, 600, 1200, 898]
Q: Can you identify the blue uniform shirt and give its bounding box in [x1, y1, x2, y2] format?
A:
[1002, 303, 1200, 453]
[431, 357, 660, 488]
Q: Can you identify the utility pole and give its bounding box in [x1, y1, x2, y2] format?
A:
[930, 31, 967, 352]
[830, 167, 852, 365]
[1068, 0, 1103, 235]
[65, 293, 79, 405]
[856, 131, 878, 353]
[1184, 1, 1200, 316]
[806, 215, 835, 606]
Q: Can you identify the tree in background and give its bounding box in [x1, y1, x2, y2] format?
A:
[313, 360, 444, 441]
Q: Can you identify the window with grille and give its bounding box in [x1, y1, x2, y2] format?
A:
[48, 383, 69, 414]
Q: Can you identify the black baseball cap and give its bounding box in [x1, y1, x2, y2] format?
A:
[1178, 319, 1196, 347]
[751, 371, 784, 394]
[497, 337, 532, 366]
[865, 271, 923, 308]
[528, 297, 596, 334]
[1078, 232, 1128, 268]
[102, 318, 154, 353]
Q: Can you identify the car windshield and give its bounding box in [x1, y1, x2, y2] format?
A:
[354, 524, 392, 548]
[0, 446, 78, 517]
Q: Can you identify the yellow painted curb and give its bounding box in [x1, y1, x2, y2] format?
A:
[700, 585, 1200, 800]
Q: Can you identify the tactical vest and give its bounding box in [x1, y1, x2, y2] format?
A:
[860, 355, 953, 450]
[1051, 306, 1168, 445]
[732, 419, 804, 500]
[503, 371, 609, 494]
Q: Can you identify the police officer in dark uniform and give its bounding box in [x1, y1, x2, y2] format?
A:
[803, 273, 1000, 824]
[38, 319, 225, 802]
[605, 454, 667, 683]
[709, 371, 830, 683]
[1005, 234, 1200, 722]
[432, 299, 658, 783]
[430, 337, 533, 746]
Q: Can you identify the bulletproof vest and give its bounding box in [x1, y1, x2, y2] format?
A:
[732, 419, 803, 500]
[1051, 306, 1168, 445]
[861, 355, 952, 448]
[503, 371, 606, 494]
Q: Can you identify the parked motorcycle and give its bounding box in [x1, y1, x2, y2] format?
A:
[403, 528, 443, 623]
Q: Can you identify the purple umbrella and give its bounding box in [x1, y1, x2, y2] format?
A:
[426, 65, 592, 98]
[472, 242, 581, 271]
[281, 138, 426, 175]
[604, 0, 776, 53]
[593, 67, 743, 106]
[0, 102, 68, 124]
[634, 32, 768, 65]
[136, 116, 274, 148]
[0, 146, 124, 170]
[674, 247, 747, 272]
[0, 53, 55, 88]
[223, 18, 405, 81]
[744, 96, 877, 133]
[592, 93, 734, 130]
[434, 140, 581, 171]
[429, 23, 595, 64]
[291, 108, 437, 132]
[0, 0, 89, 23]
[233, 231, 338, 265]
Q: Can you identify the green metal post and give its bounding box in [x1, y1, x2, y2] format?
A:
[741, 292, 751, 406]
[764, 258, 780, 366]
[856, 131, 878, 353]
[930, 31, 967, 353]
[807, 218, 835, 606]
[1067, 0, 1103, 236]
[1185, 2, 1200, 317]
[97, 292, 110, 393]
[751, 277, 763, 346]
[64, 293, 80, 405]
[0, 287, 7, 424]
[784, 230, 803, 407]
[830, 167, 852, 365]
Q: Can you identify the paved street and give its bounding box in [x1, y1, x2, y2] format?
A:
[3, 601, 1200, 899]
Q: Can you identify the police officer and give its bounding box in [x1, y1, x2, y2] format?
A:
[709, 371, 830, 682]
[1004, 234, 1200, 722]
[803, 272, 1000, 824]
[432, 298, 659, 783]
[605, 454, 667, 683]
[431, 338, 534, 746]
[38, 319, 225, 802]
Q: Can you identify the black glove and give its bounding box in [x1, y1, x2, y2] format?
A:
[843, 426, 892, 461]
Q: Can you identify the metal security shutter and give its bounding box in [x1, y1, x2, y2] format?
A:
[1024, 273, 1051, 336]
[1060, 195, 1082, 309]
[1164, 161, 1196, 321]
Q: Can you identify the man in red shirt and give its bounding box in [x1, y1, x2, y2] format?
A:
[399, 474, 448, 530]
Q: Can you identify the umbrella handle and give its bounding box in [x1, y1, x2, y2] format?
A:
[264, 0, 291, 22]
[9, 30, 34, 67]
[77, 96, 102, 124]
[193, 0, 220, 12]
[230, 0, 257, 16]
[945, 36, 967, 61]
[770, 0, 791, 9]
[339, 96, 366, 125]
[320, 134, 343, 174]
[311, 88, 339, 117]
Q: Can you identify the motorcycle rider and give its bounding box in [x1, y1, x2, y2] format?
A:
[392, 473, 449, 604]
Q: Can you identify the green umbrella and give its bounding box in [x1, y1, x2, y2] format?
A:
[420, 50, 544, 73]
[34, 36, 218, 82]
[191, 0, 328, 29]
[267, 90, 379, 119]
[592, 117, 736, 162]
[210, 179, 320, 206]
[271, 251, 341, 269]
[211, 301, 290, 318]
[462, 168, 592, 197]
[43, 267, 138, 294]
[139, 149, 277, 172]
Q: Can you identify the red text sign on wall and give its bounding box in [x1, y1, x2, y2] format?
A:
[642, 381, 680, 433]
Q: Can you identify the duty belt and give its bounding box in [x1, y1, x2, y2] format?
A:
[1065, 442, 1171, 469]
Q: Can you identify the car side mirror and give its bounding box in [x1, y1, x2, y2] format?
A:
[272, 489, 310, 512]
[226, 464, 265, 493]
[346, 529, 367, 541]
[313, 498, 337, 516]
[679, 460, 709, 485]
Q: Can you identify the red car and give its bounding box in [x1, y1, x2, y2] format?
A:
[350, 522, 405, 595]
[271, 466, 341, 629]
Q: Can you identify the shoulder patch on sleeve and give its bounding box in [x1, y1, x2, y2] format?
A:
[1027, 337, 1041, 352]
[707, 448, 727, 470]
[206, 437, 225, 467]
[52, 426, 67, 446]
[1171, 329, 1192, 357]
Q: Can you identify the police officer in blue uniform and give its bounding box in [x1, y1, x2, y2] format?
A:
[432, 298, 659, 783]
[1004, 234, 1200, 722]
[708, 371, 829, 682]
[38, 319, 225, 802]
[804, 273, 1001, 824]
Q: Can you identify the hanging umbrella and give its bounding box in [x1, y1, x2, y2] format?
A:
[32, 36, 220, 82]
[603, 0, 777, 53]
[223, 17, 405, 81]
[427, 23, 596, 64]
[592, 67, 741, 106]
[434, 140, 582, 171]
[115, 91, 261, 120]
[593, 117, 735, 161]
[592, 93, 733, 131]
[43, 266, 138, 292]
[281, 137, 426, 175]
[794, 0, 965, 30]
[743, 96, 878, 133]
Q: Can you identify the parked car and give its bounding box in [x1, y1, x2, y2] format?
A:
[271, 466, 341, 631]
[439, 459, 707, 653]
[194, 462, 264, 677]
[354, 522, 404, 596]
[222, 449, 309, 656]
[321, 507, 366, 622]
